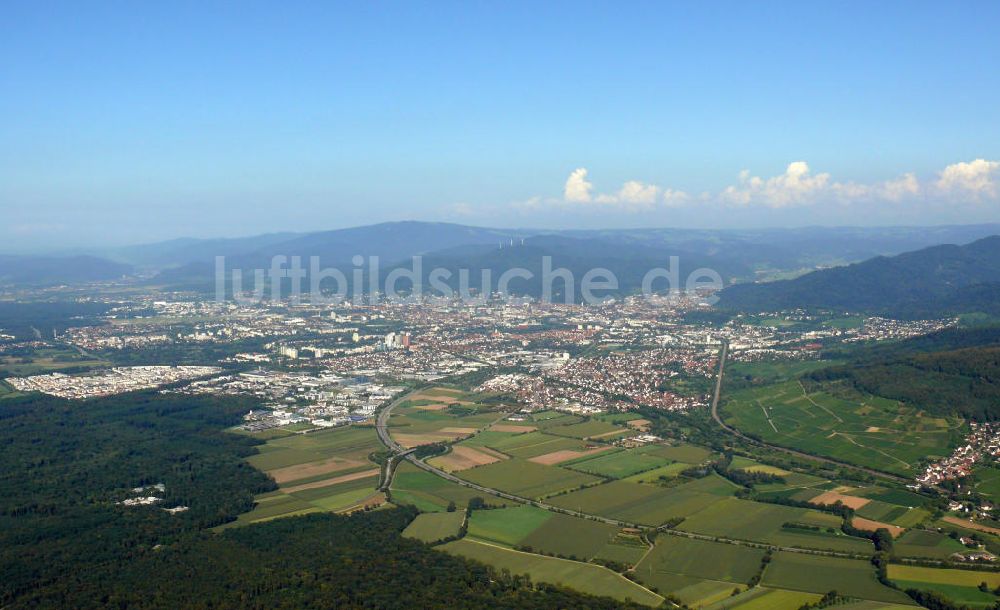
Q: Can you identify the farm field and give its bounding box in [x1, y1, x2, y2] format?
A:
[622, 462, 692, 484]
[437, 538, 664, 606]
[974, 466, 1000, 501]
[456, 458, 601, 499]
[466, 504, 553, 546]
[892, 529, 967, 559]
[232, 426, 386, 525]
[547, 418, 625, 439]
[888, 565, 1000, 608]
[482, 430, 596, 459]
[723, 380, 960, 476]
[564, 445, 674, 479]
[465, 503, 625, 559]
[762, 553, 913, 604]
[634, 536, 764, 592]
[652, 443, 714, 464]
[402, 510, 466, 543]
[0, 345, 110, 376]
[717, 587, 822, 610]
[547, 474, 737, 526]
[427, 445, 505, 471]
[518, 512, 622, 560]
[387, 387, 502, 448]
[677, 497, 874, 554]
[389, 461, 484, 511]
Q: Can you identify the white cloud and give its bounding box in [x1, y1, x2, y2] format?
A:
[721, 161, 833, 208]
[533, 160, 998, 215]
[563, 168, 593, 202]
[935, 159, 1000, 200]
[876, 172, 920, 202]
[559, 168, 689, 211]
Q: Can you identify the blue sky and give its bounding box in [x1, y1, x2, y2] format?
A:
[2, 1, 999, 249]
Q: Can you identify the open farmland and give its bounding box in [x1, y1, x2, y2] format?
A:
[465, 504, 623, 559]
[388, 388, 501, 448]
[633, 536, 764, 597]
[231, 426, 385, 525]
[547, 418, 625, 439]
[889, 565, 1000, 608]
[428, 445, 505, 471]
[893, 529, 967, 559]
[547, 474, 736, 526]
[466, 505, 553, 546]
[437, 538, 664, 606]
[677, 497, 873, 553]
[722, 587, 823, 610]
[652, 443, 714, 464]
[723, 380, 960, 476]
[564, 445, 674, 479]
[519, 512, 622, 560]
[390, 461, 484, 511]
[622, 462, 693, 484]
[483, 430, 596, 459]
[763, 553, 913, 604]
[456, 458, 601, 499]
[402, 510, 466, 543]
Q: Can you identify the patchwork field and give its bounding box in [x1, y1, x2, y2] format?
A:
[438, 538, 664, 606]
[564, 445, 674, 479]
[465, 504, 624, 559]
[633, 536, 764, 602]
[528, 446, 611, 465]
[388, 387, 501, 448]
[677, 497, 874, 553]
[547, 419, 625, 439]
[402, 510, 466, 543]
[893, 529, 967, 559]
[428, 445, 505, 471]
[723, 380, 960, 476]
[456, 458, 601, 499]
[231, 426, 386, 525]
[390, 461, 484, 511]
[720, 587, 823, 610]
[482, 430, 597, 459]
[762, 553, 913, 604]
[888, 565, 1000, 608]
[623, 462, 693, 484]
[653, 443, 714, 464]
[547, 474, 737, 526]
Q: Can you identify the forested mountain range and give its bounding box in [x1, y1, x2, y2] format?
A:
[719, 236, 1000, 318]
[808, 326, 1000, 420]
[5, 222, 1000, 295]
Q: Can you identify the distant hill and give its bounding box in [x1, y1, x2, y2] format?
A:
[379, 234, 750, 300]
[717, 235, 1000, 318]
[153, 222, 526, 287]
[0, 255, 131, 286]
[144, 222, 1000, 293]
[97, 232, 302, 268]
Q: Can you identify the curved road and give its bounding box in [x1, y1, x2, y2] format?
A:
[709, 341, 914, 486]
[374, 385, 872, 560]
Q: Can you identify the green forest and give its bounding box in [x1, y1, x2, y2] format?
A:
[0, 391, 645, 609]
[809, 327, 1000, 420]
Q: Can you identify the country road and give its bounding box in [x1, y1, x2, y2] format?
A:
[708, 340, 913, 486]
[373, 382, 874, 561]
